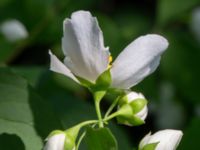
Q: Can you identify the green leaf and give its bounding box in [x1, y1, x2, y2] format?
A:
[141, 142, 159, 150]
[85, 127, 118, 150]
[10, 66, 45, 87]
[0, 68, 62, 150]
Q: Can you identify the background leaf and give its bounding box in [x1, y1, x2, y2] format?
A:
[85, 127, 118, 150]
[0, 68, 62, 149]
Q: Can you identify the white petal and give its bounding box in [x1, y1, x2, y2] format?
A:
[62, 10, 109, 82]
[43, 133, 66, 150]
[111, 34, 168, 89]
[136, 106, 148, 121]
[0, 19, 28, 42]
[126, 91, 145, 103]
[139, 132, 152, 149]
[49, 51, 79, 83]
[140, 129, 183, 150]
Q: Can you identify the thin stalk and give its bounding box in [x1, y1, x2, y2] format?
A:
[104, 97, 120, 118]
[95, 100, 104, 127]
[76, 124, 97, 150]
[76, 131, 86, 150]
[78, 120, 99, 128]
[103, 112, 119, 122]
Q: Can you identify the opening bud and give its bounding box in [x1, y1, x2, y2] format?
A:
[139, 129, 183, 150]
[117, 91, 148, 126]
[44, 126, 80, 150]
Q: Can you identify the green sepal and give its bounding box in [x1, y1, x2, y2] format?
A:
[76, 69, 111, 93]
[116, 104, 145, 126]
[129, 98, 147, 114]
[107, 88, 125, 95]
[140, 142, 159, 150]
[117, 114, 145, 126]
[117, 104, 133, 116]
[64, 136, 75, 150]
[118, 94, 129, 106]
[46, 130, 65, 140]
[64, 125, 81, 150]
[96, 69, 111, 89]
[91, 69, 111, 92]
[76, 76, 94, 88]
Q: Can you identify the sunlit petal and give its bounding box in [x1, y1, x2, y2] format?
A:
[49, 51, 79, 83]
[62, 11, 109, 82]
[111, 34, 168, 89]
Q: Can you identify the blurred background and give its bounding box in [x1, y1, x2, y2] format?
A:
[0, 0, 200, 149]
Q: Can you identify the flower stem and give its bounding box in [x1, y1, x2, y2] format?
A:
[76, 131, 86, 150]
[76, 124, 96, 150]
[103, 112, 120, 122]
[104, 96, 120, 118]
[95, 100, 104, 128]
[78, 120, 99, 128]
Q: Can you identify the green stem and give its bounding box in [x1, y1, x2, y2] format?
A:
[78, 120, 99, 128]
[76, 124, 97, 150]
[76, 131, 86, 150]
[95, 100, 104, 128]
[104, 97, 120, 118]
[103, 112, 120, 122]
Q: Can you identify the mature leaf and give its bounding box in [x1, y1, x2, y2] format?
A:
[0, 68, 62, 150]
[85, 127, 118, 150]
[11, 66, 45, 87]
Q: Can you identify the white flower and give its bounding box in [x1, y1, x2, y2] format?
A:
[139, 129, 183, 150]
[44, 133, 66, 150]
[49, 10, 168, 89]
[0, 19, 28, 42]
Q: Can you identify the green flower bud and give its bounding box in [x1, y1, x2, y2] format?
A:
[117, 91, 148, 126]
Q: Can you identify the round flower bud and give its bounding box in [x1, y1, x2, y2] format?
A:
[117, 91, 148, 126]
[139, 129, 183, 150]
[44, 130, 75, 150]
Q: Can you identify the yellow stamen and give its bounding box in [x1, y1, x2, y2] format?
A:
[109, 55, 113, 63]
[107, 55, 113, 69]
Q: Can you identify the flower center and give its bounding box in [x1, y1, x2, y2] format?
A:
[108, 55, 113, 69]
